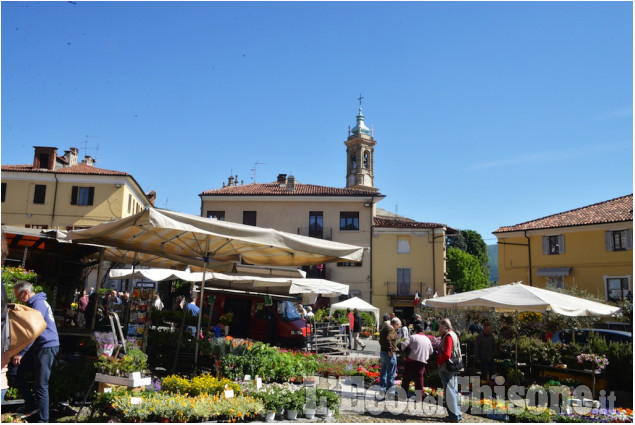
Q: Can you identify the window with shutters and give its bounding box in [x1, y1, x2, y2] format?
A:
[71, 186, 95, 206]
[606, 230, 632, 251]
[605, 277, 631, 302]
[33, 184, 46, 204]
[397, 268, 411, 295]
[543, 235, 565, 255]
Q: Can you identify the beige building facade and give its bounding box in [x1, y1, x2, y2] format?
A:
[1, 146, 153, 230]
[200, 108, 455, 316]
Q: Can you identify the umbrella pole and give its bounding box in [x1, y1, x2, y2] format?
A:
[515, 311, 519, 386]
[194, 237, 211, 374]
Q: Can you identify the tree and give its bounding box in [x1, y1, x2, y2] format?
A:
[446, 247, 489, 293]
[448, 229, 489, 277]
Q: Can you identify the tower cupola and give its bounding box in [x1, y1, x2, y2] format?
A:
[344, 97, 378, 190]
[351, 107, 370, 136]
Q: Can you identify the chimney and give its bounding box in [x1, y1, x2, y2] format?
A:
[228, 175, 234, 186]
[81, 155, 96, 166]
[33, 146, 57, 170]
[64, 147, 79, 166]
[277, 174, 287, 186]
[286, 175, 296, 192]
[146, 190, 157, 206]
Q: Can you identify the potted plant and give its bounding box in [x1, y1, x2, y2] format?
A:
[218, 312, 234, 335]
[576, 353, 609, 372]
[285, 389, 304, 420]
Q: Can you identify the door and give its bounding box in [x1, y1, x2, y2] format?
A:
[397, 268, 411, 296]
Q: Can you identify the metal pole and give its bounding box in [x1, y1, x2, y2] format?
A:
[194, 236, 211, 372]
[90, 248, 106, 331]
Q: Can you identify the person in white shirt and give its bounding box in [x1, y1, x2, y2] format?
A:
[399, 323, 434, 401]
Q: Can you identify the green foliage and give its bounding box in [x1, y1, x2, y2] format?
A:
[1, 266, 51, 303]
[360, 311, 375, 328]
[446, 247, 489, 293]
[218, 341, 318, 382]
[50, 360, 96, 402]
[312, 307, 332, 323]
[95, 347, 148, 375]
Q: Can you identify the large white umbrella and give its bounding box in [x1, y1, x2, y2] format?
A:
[69, 208, 364, 369]
[67, 208, 365, 267]
[329, 296, 381, 330]
[424, 281, 619, 316]
[424, 281, 619, 383]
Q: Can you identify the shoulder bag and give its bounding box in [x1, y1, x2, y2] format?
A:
[6, 303, 47, 359]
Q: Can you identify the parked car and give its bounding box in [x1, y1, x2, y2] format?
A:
[551, 328, 632, 344]
[205, 289, 310, 347]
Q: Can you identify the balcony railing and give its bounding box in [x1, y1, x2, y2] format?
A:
[385, 281, 424, 297]
[297, 226, 333, 240]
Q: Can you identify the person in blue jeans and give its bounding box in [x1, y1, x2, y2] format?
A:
[437, 318, 463, 422]
[12, 281, 60, 423]
[378, 317, 400, 393]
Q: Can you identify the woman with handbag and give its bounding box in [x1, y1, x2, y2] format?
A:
[437, 318, 464, 422]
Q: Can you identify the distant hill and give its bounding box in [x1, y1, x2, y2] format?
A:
[487, 244, 498, 283]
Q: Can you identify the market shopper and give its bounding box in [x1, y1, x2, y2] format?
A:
[437, 318, 463, 422]
[346, 308, 354, 349]
[400, 323, 433, 401]
[379, 317, 400, 394]
[352, 308, 366, 351]
[474, 323, 497, 382]
[1, 230, 10, 403]
[186, 295, 200, 316]
[12, 281, 60, 423]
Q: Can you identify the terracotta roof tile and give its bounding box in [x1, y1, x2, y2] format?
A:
[1, 163, 130, 176]
[200, 181, 384, 197]
[374, 215, 449, 229]
[494, 194, 633, 233]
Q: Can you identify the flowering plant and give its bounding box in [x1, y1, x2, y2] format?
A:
[576, 353, 609, 371]
[218, 312, 234, 326]
[70, 302, 78, 311]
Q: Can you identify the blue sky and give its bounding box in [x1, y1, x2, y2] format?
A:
[2, 1, 632, 243]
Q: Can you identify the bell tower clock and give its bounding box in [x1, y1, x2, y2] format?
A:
[345, 96, 377, 190]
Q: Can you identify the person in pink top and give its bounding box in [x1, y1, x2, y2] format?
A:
[400, 323, 433, 401]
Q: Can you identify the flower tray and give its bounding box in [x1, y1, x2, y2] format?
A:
[95, 373, 151, 388]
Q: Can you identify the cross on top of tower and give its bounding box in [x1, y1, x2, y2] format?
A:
[357, 94, 364, 107]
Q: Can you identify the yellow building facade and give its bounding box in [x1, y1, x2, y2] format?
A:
[494, 194, 633, 301]
[372, 210, 453, 319]
[1, 146, 152, 230]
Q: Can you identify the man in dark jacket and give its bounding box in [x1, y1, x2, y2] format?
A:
[379, 317, 400, 393]
[352, 308, 366, 351]
[474, 323, 496, 382]
[12, 281, 59, 423]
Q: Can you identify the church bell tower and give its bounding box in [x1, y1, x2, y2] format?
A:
[345, 98, 377, 190]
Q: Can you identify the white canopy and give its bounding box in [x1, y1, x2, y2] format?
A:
[108, 268, 349, 300]
[424, 281, 619, 317]
[329, 296, 380, 329]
